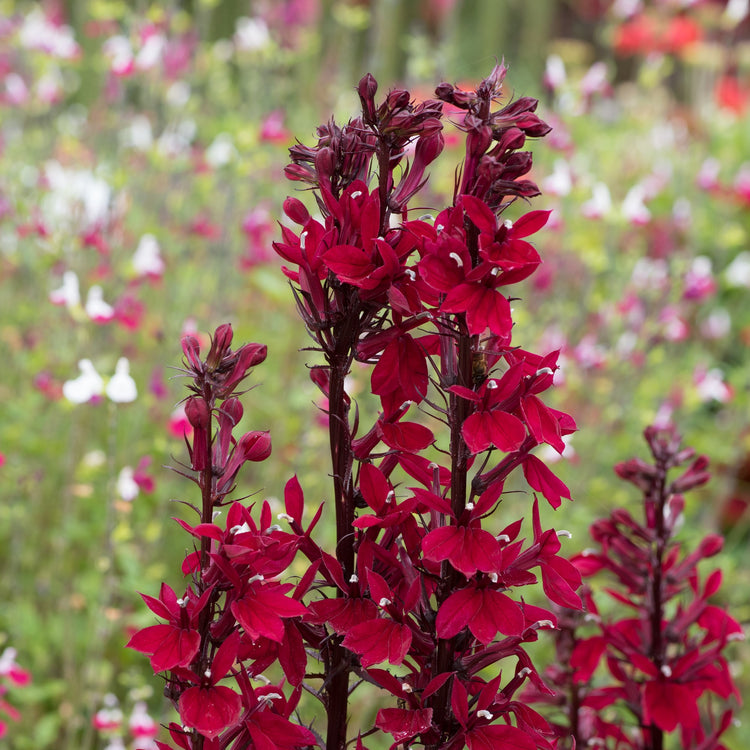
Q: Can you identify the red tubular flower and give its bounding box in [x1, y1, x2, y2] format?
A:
[126, 583, 213, 672]
[178, 632, 242, 739]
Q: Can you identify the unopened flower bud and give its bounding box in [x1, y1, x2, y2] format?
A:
[207, 323, 233, 371]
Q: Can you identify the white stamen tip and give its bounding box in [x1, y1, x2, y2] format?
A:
[379, 597, 392, 607]
[489, 573, 498, 583]
[503, 219, 513, 229]
[477, 709, 493, 720]
[535, 619, 555, 629]
[518, 667, 532, 678]
[465, 502, 474, 511]
[204, 669, 212, 679]
[401, 683, 413, 693]
[557, 529, 572, 538]
[486, 379, 498, 389]
[660, 665, 672, 678]
[496, 534, 510, 543]
[449, 252, 464, 268]
[536, 367, 554, 377]
[349, 574, 359, 584]
[277, 512, 294, 523]
[253, 674, 271, 685]
[264, 524, 282, 533]
[350, 191, 362, 199]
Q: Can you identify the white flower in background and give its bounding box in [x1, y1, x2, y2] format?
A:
[120, 115, 153, 150]
[4, 73, 29, 105]
[50, 270, 81, 308]
[43, 160, 111, 230]
[205, 133, 238, 168]
[235, 16, 270, 51]
[581, 182, 612, 219]
[63, 359, 104, 404]
[106, 358, 137, 403]
[165, 81, 191, 108]
[537, 434, 575, 464]
[132, 234, 164, 277]
[36, 67, 64, 104]
[622, 184, 651, 225]
[103, 35, 134, 76]
[157, 119, 196, 157]
[700, 309, 731, 340]
[631, 257, 668, 291]
[694, 367, 732, 404]
[135, 33, 165, 71]
[19, 8, 79, 59]
[612, 0, 643, 18]
[544, 54, 566, 91]
[116, 466, 139, 502]
[696, 157, 720, 190]
[85, 285, 115, 323]
[541, 159, 572, 196]
[129, 701, 158, 738]
[724, 0, 750, 24]
[724, 251, 750, 287]
[580, 61, 609, 97]
[672, 197, 692, 230]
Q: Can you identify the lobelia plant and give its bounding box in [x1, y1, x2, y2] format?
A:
[128, 64, 614, 749]
[529, 425, 742, 750]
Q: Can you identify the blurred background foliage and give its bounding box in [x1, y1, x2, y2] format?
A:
[1, 0, 749, 747]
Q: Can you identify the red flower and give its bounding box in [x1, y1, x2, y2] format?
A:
[230, 581, 307, 642]
[126, 583, 212, 672]
[436, 585, 524, 644]
[422, 523, 502, 577]
[178, 632, 242, 739]
[342, 616, 413, 667]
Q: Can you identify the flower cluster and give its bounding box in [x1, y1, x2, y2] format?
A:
[127, 325, 316, 748]
[532, 426, 742, 749]
[129, 66, 586, 749]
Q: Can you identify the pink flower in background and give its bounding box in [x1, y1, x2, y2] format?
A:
[113, 292, 145, 330]
[103, 35, 134, 77]
[696, 157, 721, 192]
[0, 649, 29, 687]
[168, 403, 192, 439]
[682, 256, 716, 301]
[188, 214, 221, 239]
[148, 367, 168, 399]
[259, 110, 291, 144]
[733, 163, 750, 204]
[658, 305, 689, 342]
[240, 205, 275, 268]
[92, 694, 123, 732]
[694, 366, 733, 404]
[128, 701, 158, 738]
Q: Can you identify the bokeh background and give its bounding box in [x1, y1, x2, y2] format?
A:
[1, 0, 749, 747]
